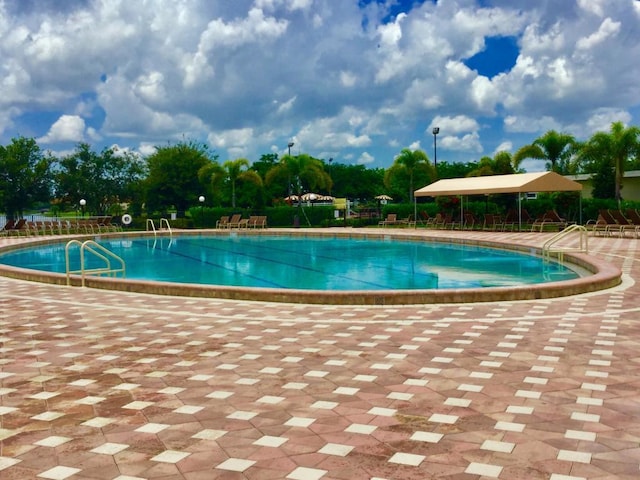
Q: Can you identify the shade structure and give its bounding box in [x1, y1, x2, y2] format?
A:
[414, 171, 582, 197]
[375, 194, 393, 201]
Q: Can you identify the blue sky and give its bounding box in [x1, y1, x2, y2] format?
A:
[1, 0, 639, 173]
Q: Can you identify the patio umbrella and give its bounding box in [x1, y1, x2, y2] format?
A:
[375, 194, 393, 201]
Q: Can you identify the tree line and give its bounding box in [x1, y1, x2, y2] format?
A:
[0, 121, 639, 220]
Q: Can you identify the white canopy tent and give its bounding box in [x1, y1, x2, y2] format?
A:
[414, 171, 583, 228]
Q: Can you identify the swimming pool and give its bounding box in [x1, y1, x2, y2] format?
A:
[0, 231, 619, 304]
[0, 232, 580, 288]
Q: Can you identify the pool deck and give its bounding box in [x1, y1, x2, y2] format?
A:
[0, 228, 639, 479]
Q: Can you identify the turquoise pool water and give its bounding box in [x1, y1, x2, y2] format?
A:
[0, 235, 580, 291]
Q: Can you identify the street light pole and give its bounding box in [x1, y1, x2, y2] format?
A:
[286, 142, 295, 198]
[198, 195, 205, 228]
[432, 127, 440, 179]
[79, 198, 86, 218]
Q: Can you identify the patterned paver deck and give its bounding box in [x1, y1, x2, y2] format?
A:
[0, 229, 639, 479]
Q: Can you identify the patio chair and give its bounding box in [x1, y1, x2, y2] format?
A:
[216, 216, 230, 229]
[463, 212, 479, 230]
[7, 219, 27, 236]
[531, 210, 567, 232]
[378, 213, 399, 227]
[417, 211, 435, 228]
[432, 213, 450, 229]
[247, 216, 267, 229]
[26, 221, 40, 236]
[227, 214, 243, 229]
[608, 209, 638, 238]
[625, 208, 640, 227]
[483, 214, 503, 231]
[503, 208, 533, 231]
[0, 219, 16, 236]
[402, 215, 415, 228]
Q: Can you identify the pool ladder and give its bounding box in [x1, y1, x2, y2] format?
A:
[65, 240, 126, 286]
[146, 218, 172, 237]
[542, 224, 588, 263]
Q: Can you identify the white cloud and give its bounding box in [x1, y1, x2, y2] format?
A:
[340, 71, 357, 88]
[577, 0, 606, 17]
[576, 17, 620, 50]
[583, 109, 632, 136]
[440, 132, 483, 154]
[503, 115, 562, 133]
[0, 0, 638, 170]
[39, 115, 86, 143]
[493, 141, 512, 154]
[357, 152, 374, 165]
[429, 115, 479, 135]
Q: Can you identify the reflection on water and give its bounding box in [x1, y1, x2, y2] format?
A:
[0, 235, 580, 291]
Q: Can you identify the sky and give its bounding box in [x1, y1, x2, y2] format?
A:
[1, 0, 639, 173]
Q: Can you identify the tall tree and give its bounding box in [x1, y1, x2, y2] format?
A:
[0, 137, 52, 219]
[265, 153, 331, 200]
[384, 148, 433, 203]
[145, 140, 218, 214]
[467, 151, 515, 177]
[329, 163, 385, 200]
[218, 158, 263, 208]
[54, 143, 145, 215]
[513, 130, 577, 172]
[580, 121, 640, 205]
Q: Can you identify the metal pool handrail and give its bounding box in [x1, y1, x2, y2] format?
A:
[146, 218, 172, 237]
[65, 239, 126, 286]
[542, 224, 588, 263]
[159, 218, 172, 236]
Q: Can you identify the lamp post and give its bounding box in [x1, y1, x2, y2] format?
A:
[79, 198, 86, 218]
[328, 157, 333, 196]
[198, 195, 205, 228]
[286, 142, 295, 198]
[432, 127, 440, 178]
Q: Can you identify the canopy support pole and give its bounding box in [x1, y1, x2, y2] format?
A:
[518, 194, 522, 231]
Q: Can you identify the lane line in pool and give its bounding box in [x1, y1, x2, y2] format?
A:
[154, 238, 425, 290]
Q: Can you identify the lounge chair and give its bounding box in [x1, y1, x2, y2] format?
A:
[26, 221, 40, 236]
[625, 208, 640, 228]
[227, 214, 243, 229]
[463, 212, 479, 230]
[531, 210, 567, 232]
[378, 213, 399, 227]
[608, 209, 638, 237]
[216, 216, 230, 229]
[483, 214, 503, 231]
[0, 219, 16, 236]
[504, 208, 533, 231]
[7, 219, 27, 236]
[247, 216, 267, 229]
[432, 213, 451, 229]
[403, 215, 415, 227]
[417, 211, 435, 228]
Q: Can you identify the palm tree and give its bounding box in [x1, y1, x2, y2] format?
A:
[580, 121, 640, 206]
[265, 153, 331, 200]
[221, 158, 263, 207]
[384, 148, 433, 203]
[198, 162, 225, 205]
[467, 151, 515, 177]
[513, 130, 577, 172]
